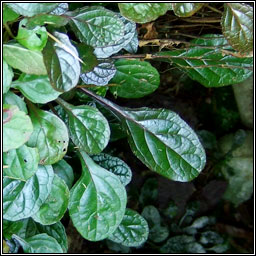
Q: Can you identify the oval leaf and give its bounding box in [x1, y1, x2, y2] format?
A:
[32, 174, 69, 225]
[3, 145, 39, 181]
[13, 233, 63, 253]
[124, 31, 139, 54]
[69, 151, 127, 241]
[172, 3, 204, 17]
[56, 98, 110, 154]
[27, 103, 69, 165]
[222, 3, 253, 54]
[108, 208, 149, 247]
[157, 35, 253, 87]
[16, 19, 48, 51]
[52, 159, 74, 189]
[42, 31, 80, 92]
[3, 43, 47, 75]
[3, 165, 54, 221]
[118, 3, 172, 24]
[3, 60, 13, 94]
[3, 91, 28, 114]
[92, 153, 132, 186]
[109, 59, 160, 98]
[69, 6, 125, 47]
[124, 108, 206, 181]
[3, 104, 33, 152]
[12, 74, 62, 104]
[3, 4, 19, 23]
[80, 62, 116, 86]
[94, 16, 136, 58]
[6, 3, 59, 17]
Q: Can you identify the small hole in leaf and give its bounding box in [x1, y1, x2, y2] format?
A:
[63, 141, 66, 143]
[63, 148, 66, 152]
[36, 33, 42, 39]
[58, 140, 61, 143]
[24, 159, 27, 163]
[21, 24, 26, 28]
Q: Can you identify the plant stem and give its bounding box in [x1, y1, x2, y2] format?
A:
[3, 23, 15, 38]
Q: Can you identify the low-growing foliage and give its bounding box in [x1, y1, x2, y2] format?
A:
[2, 2, 253, 253]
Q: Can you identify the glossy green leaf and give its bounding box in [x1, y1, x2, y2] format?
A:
[69, 151, 127, 241]
[3, 145, 39, 181]
[56, 98, 110, 154]
[3, 104, 33, 152]
[69, 6, 125, 47]
[6, 3, 59, 17]
[109, 59, 160, 98]
[157, 35, 253, 87]
[16, 19, 48, 51]
[222, 3, 253, 54]
[52, 159, 74, 189]
[118, 3, 172, 23]
[3, 60, 13, 94]
[76, 43, 98, 73]
[12, 74, 62, 104]
[3, 91, 28, 114]
[32, 174, 69, 225]
[80, 89, 206, 182]
[50, 3, 69, 15]
[172, 3, 204, 17]
[27, 103, 69, 165]
[3, 4, 19, 23]
[91, 153, 132, 186]
[94, 16, 136, 58]
[3, 165, 54, 221]
[80, 62, 116, 86]
[3, 43, 47, 75]
[13, 233, 63, 253]
[26, 14, 69, 29]
[124, 30, 139, 54]
[42, 31, 80, 92]
[108, 208, 149, 247]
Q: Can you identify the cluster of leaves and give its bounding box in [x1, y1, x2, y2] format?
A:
[3, 3, 253, 253]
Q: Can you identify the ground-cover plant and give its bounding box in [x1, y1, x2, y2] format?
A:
[2, 3, 253, 253]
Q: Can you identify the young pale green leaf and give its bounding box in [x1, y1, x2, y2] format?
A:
[3, 104, 33, 152]
[12, 74, 62, 104]
[16, 19, 48, 51]
[124, 30, 139, 54]
[222, 3, 253, 54]
[56, 98, 110, 154]
[94, 16, 136, 58]
[172, 3, 204, 17]
[91, 153, 132, 186]
[6, 3, 59, 17]
[156, 35, 253, 87]
[26, 14, 69, 29]
[69, 151, 127, 241]
[109, 59, 160, 98]
[52, 159, 74, 189]
[3, 165, 54, 221]
[108, 208, 149, 247]
[80, 62, 116, 86]
[118, 3, 172, 23]
[3, 43, 47, 75]
[69, 6, 125, 47]
[27, 103, 69, 165]
[42, 31, 80, 92]
[3, 4, 19, 23]
[80, 89, 206, 182]
[32, 174, 69, 225]
[3, 91, 28, 114]
[3, 60, 13, 94]
[13, 233, 63, 253]
[3, 145, 39, 181]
